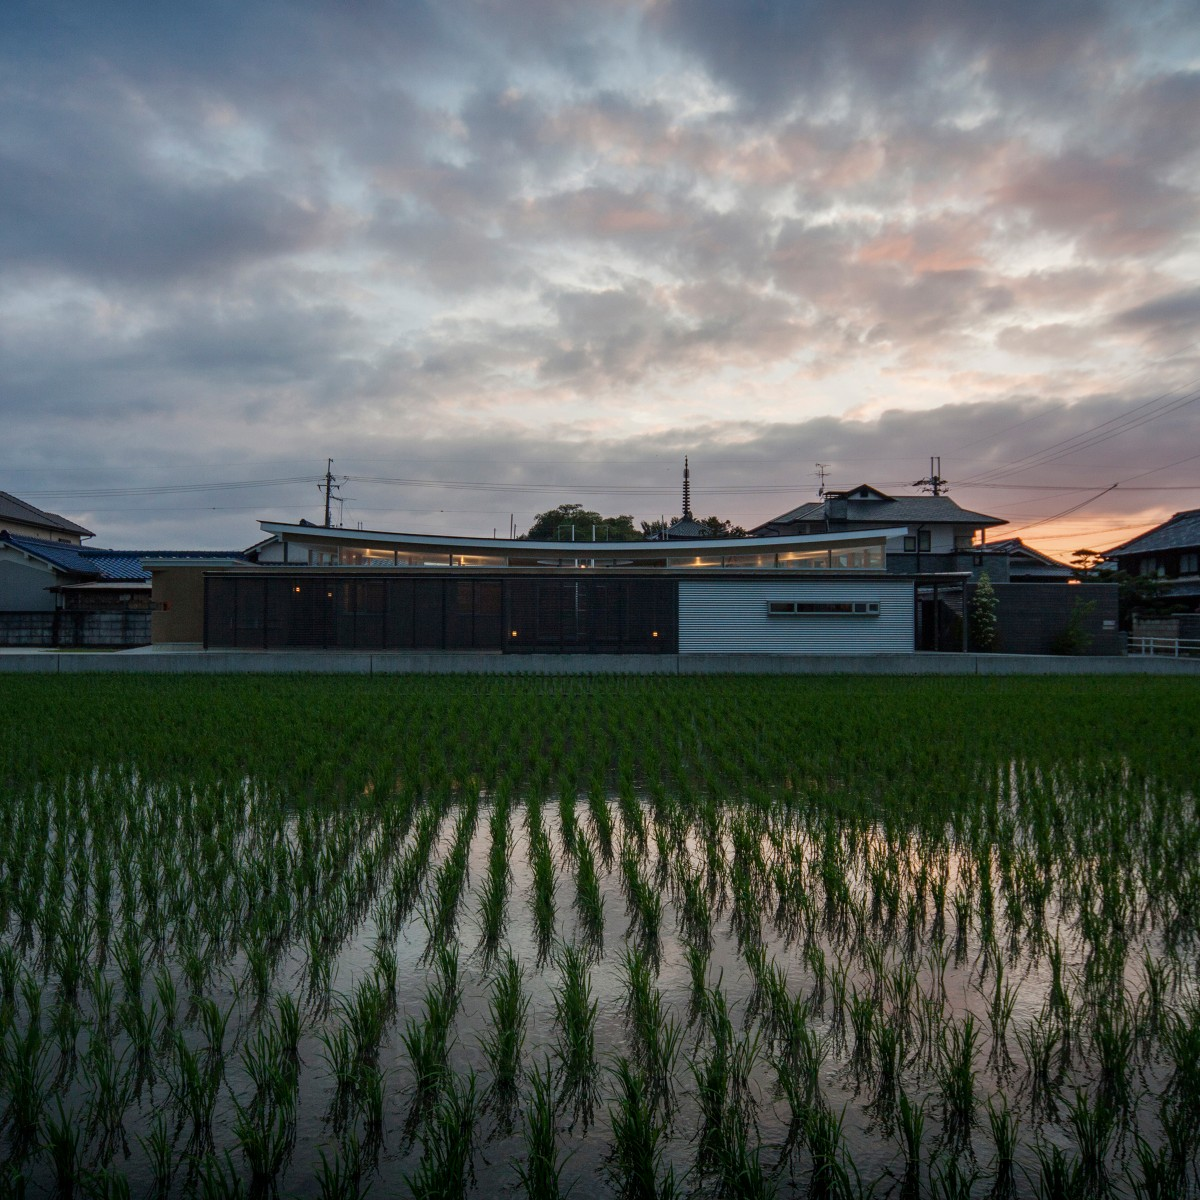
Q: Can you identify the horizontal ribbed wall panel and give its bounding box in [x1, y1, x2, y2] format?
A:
[679, 578, 914, 653]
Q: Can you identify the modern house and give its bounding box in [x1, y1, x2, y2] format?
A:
[0, 491, 93, 544]
[149, 519, 966, 655]
[752, 484, 1007, 577]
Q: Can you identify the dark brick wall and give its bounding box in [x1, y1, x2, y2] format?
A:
[0, 610, 151, 647]
[966, 583, 1120, 655]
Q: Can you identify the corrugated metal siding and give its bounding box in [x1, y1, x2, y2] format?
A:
[679, 578, 915, 653]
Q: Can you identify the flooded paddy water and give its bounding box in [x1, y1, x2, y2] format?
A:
[1, 675, 1199, 1197]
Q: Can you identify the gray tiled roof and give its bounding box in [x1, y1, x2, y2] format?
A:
[666, 516, 710, 539]
[0, 491, 93, 538]
[761, 491, 1004, 529]
[985, 538, 1072, 570]
[1106, 510, 1200, 557]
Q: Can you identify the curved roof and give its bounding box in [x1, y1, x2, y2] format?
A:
[259, 520, 904, 561]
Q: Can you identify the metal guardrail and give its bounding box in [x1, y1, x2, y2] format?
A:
[1128, 636, 1200, 657]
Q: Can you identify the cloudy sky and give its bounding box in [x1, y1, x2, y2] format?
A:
[3, 0, 1199, 555]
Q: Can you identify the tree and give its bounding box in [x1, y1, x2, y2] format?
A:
[523, 504, 640, 542]
[969, 571, 999, 651]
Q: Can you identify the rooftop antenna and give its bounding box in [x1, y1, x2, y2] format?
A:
[815, 463, 829, 497]
[682, 456, 693, 520]
[914, 456, 948, 496]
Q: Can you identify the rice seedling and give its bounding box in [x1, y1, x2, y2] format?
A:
[515, 1056, 568, 1200]
[936, 1013, 979, 1147]
[896, 1090, 925, 1200]
[406, 1070, 479, 1200]
[41, 1097, 86, 1196]
[553, 943, 599, 1128]
[477, 799, 512, 961]
[137, 1111, 174, 1198]
[574, 837, 606, 953]
[480, 952, 528, 1126]
[315, 1141, 369, 1200]
[607, 1057, 680, 1200]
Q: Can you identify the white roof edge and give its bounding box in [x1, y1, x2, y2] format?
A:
[256, 522, 907, 555]
[141, 557, 247, 568]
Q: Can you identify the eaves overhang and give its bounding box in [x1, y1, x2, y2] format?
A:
[256, 521, 909, 560]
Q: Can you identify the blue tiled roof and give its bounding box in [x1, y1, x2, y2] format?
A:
[1, 535, 249, 582]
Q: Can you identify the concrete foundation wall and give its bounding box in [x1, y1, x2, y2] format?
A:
[2, 650, 1198, 675]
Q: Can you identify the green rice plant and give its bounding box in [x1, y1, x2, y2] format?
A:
[558, 794, 580, 859]
[803, 1104, 855, 1200]
[1066, 1089, 1114, 1197]
[315, 1141, 369, 1200]
[1031, 1142, 1083, 1200]
[527, 805, 557, 962]
[477, 801, 512, 960]
[928, 1151, 978, 1200]
[1017, 1008, 1063, 1120]
[401, 968, 461, 1132]
[936, 1013, 979, 1147]
[684, 943, 709, 1024]
[1093, 999, 1134, 1116]
[987, 1095, 1019, 1200]
[553, 943, 599, 1127]
[407, 1070, 478, 1200]
[81, 1165, 133, 1199]
[171, 1033, 220, 1150]
[983, 957, 1017, 1070]
[232, 1097, 294, 1191]
[42, 1097, 87, 1195]
[573, 837, 605, 952]
[1129, 1132, 1180, 1200]
[481, 952, 529, 1125]
[608, 1057, 680, 1200]
[869, 1017, 903, 1127]
[587, 786, 615, 867]
[515, 1056, 568, 1200]
[896, 1091, 925, 1200]
[136, 1111, 174, 1198]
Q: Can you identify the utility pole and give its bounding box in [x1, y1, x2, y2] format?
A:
[914, 456, 948, 496]
[815, 463, 829, 497]
[322, 458, 334, 527]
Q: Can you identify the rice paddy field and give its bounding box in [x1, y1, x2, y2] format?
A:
[1, 674, 1199, 1198]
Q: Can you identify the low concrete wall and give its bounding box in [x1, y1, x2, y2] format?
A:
[1, 649, 1199, 675]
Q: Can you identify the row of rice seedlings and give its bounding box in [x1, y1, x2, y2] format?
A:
[553, 943, 599, 1129]
[573, 837, 606, 953]
[621, 947, 683, 1123]
[477, 794, 513, 961]
[401, 944, 463, 1138]
[526, 798, 557, 961]
[480, 952, 529, 1131]
[426, 799, 481, 950]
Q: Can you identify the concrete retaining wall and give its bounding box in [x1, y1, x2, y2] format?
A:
[1, 649, 1198, 675]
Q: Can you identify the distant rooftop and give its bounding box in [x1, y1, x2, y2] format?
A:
[760, 484, 1005, 531]
[1106, 510, 1200, 557]
[0, 534, 248, 583]
[0, 490, 94, 539]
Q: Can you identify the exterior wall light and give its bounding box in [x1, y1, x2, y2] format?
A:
[511, 630, 518, 637]
[652, 631, 658, 638]
[293, 586, 301, 594]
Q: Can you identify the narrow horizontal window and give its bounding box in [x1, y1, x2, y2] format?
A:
[767, 600, 879, 616]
